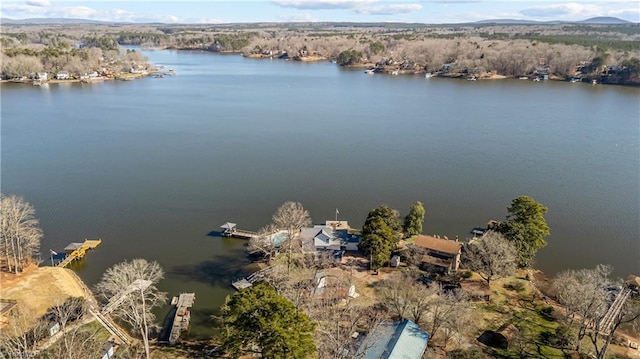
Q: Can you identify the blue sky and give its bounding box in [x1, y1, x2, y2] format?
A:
[1, 0, 639, 23]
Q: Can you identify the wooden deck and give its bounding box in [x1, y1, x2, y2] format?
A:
[56, 239, 102, 268]
[168, 293, 195, 345]
[231, 266, 275, 290]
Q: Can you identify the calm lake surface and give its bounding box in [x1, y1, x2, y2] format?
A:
[2, 49, 639, 337]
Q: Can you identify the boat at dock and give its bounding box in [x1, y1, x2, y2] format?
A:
[160, 293, 195, 346]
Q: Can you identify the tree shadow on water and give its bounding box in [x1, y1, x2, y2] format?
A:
[169, 254, 253, 288]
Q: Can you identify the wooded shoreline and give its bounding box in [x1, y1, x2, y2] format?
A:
[2, 22, 639, 86]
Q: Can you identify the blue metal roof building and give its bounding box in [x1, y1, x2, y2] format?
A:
[356, 319, 430, 359]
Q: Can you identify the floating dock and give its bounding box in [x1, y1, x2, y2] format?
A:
[168, 293, 195, 345]
[55, 239, 102, 268]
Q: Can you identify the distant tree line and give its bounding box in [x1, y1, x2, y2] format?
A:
[3, 23, 638, 83]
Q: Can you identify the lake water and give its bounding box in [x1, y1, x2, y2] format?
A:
[2, 49, 639, 337]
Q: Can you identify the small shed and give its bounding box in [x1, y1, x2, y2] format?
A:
[48, 322, 60, 337]
[313, 272, 327, 295]
[390, 255, 401, 267]
[101, 341, 115, 359]
[493, 323, 520, 349]
[220, 222, 237, 236]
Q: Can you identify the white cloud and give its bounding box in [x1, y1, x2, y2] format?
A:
[25, 0, 50, 7]
[62, 5, 97, 18]
[272, 0, 375, 10]
[2, 3, 49, 16]
[0, 1, 181, 22]
[278, 12, 318, 21]
[356, 3, 422, 15]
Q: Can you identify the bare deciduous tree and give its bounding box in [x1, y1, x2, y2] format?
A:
[552, 264, 610, 353]
[553, 264, 640, 358]
[248, 224, 278, 261]
[271, 201, 312, 272]
[308, 301, 384, 359]
[462, 231, 517, 285]
[94, 259, 167, 359]
[42, 297, 109, 359]
[1, 193, 43, 273]
[0, 303, 45, 358]
[378, 273, 470, 346]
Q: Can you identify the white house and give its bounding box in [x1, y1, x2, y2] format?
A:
[56, 72, 70, 80]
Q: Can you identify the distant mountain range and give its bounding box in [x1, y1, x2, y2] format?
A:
[474, 16, 633, 25]
[0, 16, 635, 26]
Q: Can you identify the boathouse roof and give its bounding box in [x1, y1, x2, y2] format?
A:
[64, 242, 84, 251]
[220, 222, 236, 230]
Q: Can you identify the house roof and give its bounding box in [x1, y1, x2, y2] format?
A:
[301, 226, 343, 249]
[414, 235, 462, 254]
[315, 229, 332, 243]
[356, 319, 429, 359]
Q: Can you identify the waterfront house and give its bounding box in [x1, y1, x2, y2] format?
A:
[355, 319, 429, 359]
[413, 235, 462, 274]
[37, 72, 48, 81]
[55, 72, 70, 80]
[299, 221, 361, 254]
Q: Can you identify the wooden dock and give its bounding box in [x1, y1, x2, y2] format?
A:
[56, 239, 102, 268]
[220, 222, 259, 239]
[231, 266, 275, 290]
[168, 293, 195, 345]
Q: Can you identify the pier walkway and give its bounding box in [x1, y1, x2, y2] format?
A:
[232, 265, 275, 290]
[65, 269, 134, 346]
[220, 222, 259, 239]
[168, 293, 195, 345]
[55, 239, 102, 268]
[598, 287, 632, 335]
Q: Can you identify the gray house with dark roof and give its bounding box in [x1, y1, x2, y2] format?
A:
[299, 221, 361, 253]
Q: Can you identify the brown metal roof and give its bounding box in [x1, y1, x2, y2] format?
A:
[414, 235, 462, 254]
